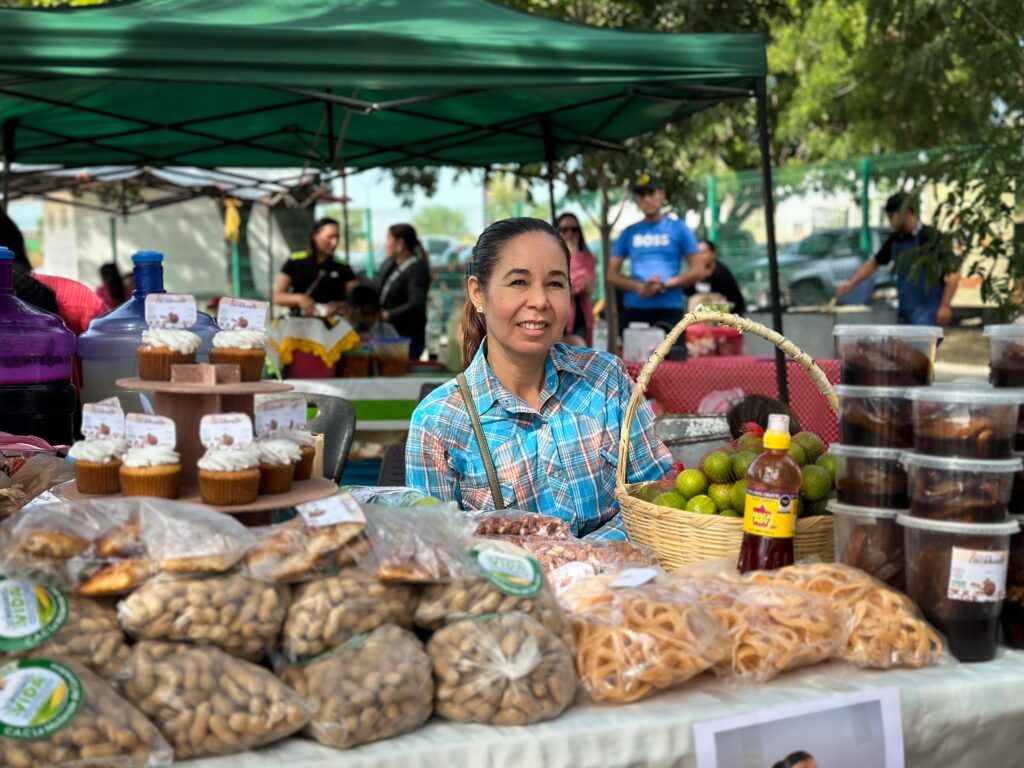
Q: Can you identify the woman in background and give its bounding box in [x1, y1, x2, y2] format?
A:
[273, 217, 357, 317]
[556, 212, 596, 346]
[96, 262, 129, 309]
[376, 223, 432, 359]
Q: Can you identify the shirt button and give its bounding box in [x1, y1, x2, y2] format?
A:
[551, 470, 562, 479]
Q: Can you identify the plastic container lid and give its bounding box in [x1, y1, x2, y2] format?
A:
[827, 443, 903, 461]
[0, 247, 12, 261]
[834, 324, 943, 339]
[900, 452, 1023, 473]
[828, 500, 902, 520]
[834, 384, 910, 399]
[907, 383, 1024, 405]
[896, 514, 1019, 536]
[132, 250, 164, 264]
[983, 324, 1024, 339]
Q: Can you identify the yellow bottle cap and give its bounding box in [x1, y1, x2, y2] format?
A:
[762, 413, 791, 450]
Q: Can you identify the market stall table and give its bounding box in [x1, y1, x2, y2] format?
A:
[182, 652, 1024, 767]
[287, 376, 450, 431]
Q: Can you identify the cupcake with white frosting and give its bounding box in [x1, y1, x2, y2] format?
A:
[120, 445, 182, 499]
[255, 438, 301, 495]
[137, 328, 202, 381]
[68, 438, 127, 495]
[197, 447, 261, 506]
[281, 429, 316, 481]
[209, 329, 267, 382]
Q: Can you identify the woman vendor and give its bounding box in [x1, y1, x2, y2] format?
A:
[272, 217, 358, 317]
[406, 218, 672, 540]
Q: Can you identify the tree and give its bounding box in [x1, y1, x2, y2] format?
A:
[411, 205, 471, 239]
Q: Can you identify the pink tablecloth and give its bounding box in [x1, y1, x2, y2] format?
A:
[625, 356, 840, 445]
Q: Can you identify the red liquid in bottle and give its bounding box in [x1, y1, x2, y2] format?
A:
[738, 415, 803, 574]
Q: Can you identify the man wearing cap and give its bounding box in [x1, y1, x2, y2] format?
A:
[609, 172, 710, 329]
[836, 193, 959, 326]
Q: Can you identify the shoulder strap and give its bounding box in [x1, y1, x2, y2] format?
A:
[456, 372, 505, 510]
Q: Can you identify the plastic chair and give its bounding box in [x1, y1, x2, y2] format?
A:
[378, 441, 407, 486]
[418, 381, 443, 403]
[301, 393, 356, 484]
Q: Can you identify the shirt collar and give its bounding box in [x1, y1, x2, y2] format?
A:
[464, 340, 584, 415]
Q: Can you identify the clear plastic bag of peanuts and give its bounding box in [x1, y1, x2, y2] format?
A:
[470, 509, 572, 539]
[427, 611, 577, 726]
[281, 624, 433, 749]
[0, 577, 131, 679]
[119, 642, 310, 760]
[117, 574, 289, 661]
[0, 655, 172, 768]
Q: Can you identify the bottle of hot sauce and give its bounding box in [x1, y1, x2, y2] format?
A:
[738, 414, 802, 573]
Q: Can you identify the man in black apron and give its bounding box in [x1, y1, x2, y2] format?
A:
[836, 194, 958, 326]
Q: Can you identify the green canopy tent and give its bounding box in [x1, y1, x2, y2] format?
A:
[0, 0, 791, 398]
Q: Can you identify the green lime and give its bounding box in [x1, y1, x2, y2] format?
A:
[794, 431, 826, 462]
[634, 484, 661, 502]
[719, 508, 742, 518]
[675, 469, 709, 499]
[815, 453, 838, 485]
[730, 479, 748, 512]
[653, 491, 688, 510]
[736, 433, 764, 453]
[786, 442, 807, 467]
[703, 451, 735, 484]
[732, 450, 758, 480]
[413, 496, 442, 506]
[685, 495, 718, 515]
[800, 464, 832, 502]
[803, 496, 831, 517]
[708, 483, 734, 512]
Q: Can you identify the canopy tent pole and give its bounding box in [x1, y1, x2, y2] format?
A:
[541, 118, 557, 222]
[267, 203, 274, 306]
[1, 120, 14, 213]
[755, 77, 788, 404]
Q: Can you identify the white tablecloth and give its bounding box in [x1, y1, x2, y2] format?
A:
[181, 651, 1024, 768]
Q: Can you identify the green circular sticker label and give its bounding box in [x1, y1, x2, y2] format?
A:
[0, 659, 83, 740]
[0, 578, 69, 653]
[471, 543, 543, 597]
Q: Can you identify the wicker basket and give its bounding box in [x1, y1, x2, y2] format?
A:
[616, 308, 839, 570]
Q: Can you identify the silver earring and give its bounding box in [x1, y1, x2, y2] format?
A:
[476, 306, 484, 314]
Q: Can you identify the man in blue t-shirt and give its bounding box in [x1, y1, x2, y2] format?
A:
[609, 171, 709, 329]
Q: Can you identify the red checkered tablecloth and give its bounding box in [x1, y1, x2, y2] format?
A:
[625, 355, 840, 445]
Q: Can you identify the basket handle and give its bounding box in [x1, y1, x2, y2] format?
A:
[615, 309, 839, 491]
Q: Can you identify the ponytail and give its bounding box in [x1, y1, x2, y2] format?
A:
[460, 297, 487, 369]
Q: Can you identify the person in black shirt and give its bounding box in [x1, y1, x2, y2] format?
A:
[684, 239, 747, 315]
[272, 217, 357, 317]
[376, 223, 432, 359]
[836, 194, 958, 326]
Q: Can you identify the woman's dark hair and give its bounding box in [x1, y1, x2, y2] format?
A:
[99, 262, 126, 306]
[348, 283, 380, 311]
[388, 223, 426, 260]
[700, 238, 717, 253]
[308, 217, 340, 258]
[461, 217, 571, 367]
[555, 212, 591, 254]
[772, 751, 815, 768]
[726, 394, 801, 439]
[0, 209, 30, 273]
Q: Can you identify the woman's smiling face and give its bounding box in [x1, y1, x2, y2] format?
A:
[468, 230, 571, 359]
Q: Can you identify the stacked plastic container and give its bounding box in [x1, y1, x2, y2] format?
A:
[828, 326, 943, 594]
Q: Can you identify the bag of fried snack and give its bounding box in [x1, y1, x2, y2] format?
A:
[511, 536, 656, 596]
[470, 509, 572, 539]
[282, 624, 433, 748]
[741, 563, 947, 669]
[280, 568, 419, 662]
[120, 642, 309, 760]
[415, 539, 574, 649]
[427, 611, 576, 726]
[243, 513, 365, 584]
[559, 569, 727, 703]
[358, 501, 475, 583]
[0, 577, 131, 679]
[669, 573, 847, 684]
[0, 497, 256, 596]
[0, 656, 172, 768]
[118, 574, 289, 661]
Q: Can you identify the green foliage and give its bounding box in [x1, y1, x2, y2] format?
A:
[411, 204, 471, 238]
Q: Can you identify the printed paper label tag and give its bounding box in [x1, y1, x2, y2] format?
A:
[145, 293, 197, 329]
[610, 567, 659, 588]
[0, 659, 83, 740]
[98, 397, 122, 407]
[22, 490, 61, 511]
[218, 297, 268, 332]
[296, 493, 367, 527]
[255, 396, 307, 438]
[126, 414, 177, 449]
[0, 579, 70, 652]
[81, 403, 125, 441]
[200, 413, 253, 450]
[947, 547, 1009, 602]
[470, 542, 543, 597]
[742, 489, 798, 539]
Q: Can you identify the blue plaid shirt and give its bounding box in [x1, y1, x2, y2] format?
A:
[406, 342, 673, 540]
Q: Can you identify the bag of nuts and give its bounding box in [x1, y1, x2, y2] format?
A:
[117, 574, 289, 661]
[120, 642, 310, 760]
[0, 656, 172, 768]
[415, 540, 574, 649]
[281, 624, 433, 748]
[280, 568, 418, 662]
[0, 578, 131, 679]
[427, 611, 577, 726]
[470, 510, 572, 539]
